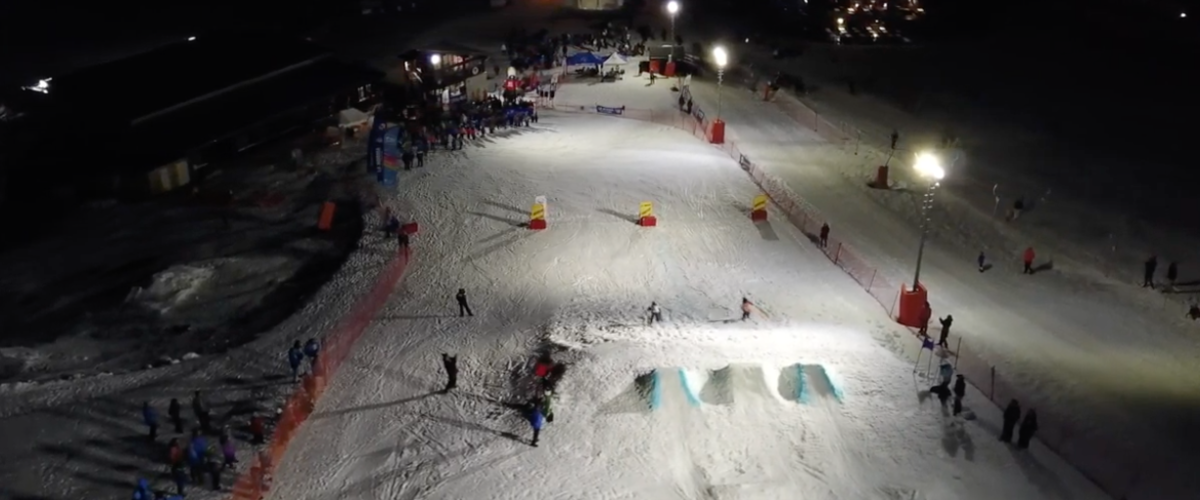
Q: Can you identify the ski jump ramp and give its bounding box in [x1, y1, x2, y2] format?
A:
[635, 363, 844, 411]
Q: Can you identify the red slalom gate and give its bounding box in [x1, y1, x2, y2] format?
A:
[228, 248, 413, 500]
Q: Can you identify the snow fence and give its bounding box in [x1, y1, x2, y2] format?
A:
[541, 96, 1138, 499]
[228, 248, 412, 500]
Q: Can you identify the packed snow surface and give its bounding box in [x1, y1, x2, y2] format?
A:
[267, 112, 1106, 500]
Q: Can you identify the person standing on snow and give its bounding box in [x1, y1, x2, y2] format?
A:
[456, 288, 474, 317]
[441, 354, 459, 392]
[1022, 247, 1036, 275]
[171, 464, 189, 497]
[937, 314, 953, 348]
[287, 341, 305, 382]
[529, 403, 546, 447]
[167, 437, 185, 472]
[192, 391, 211, 434]
[1000, 399, 1021, 443]
[952, 374, 966, 416]
[188, 429, 208, 484]
[919, 302, 932, 335]
[1016, 409, 1039, 449]
[741, 297, 754, 321]
[1167, 261, 1179, 289]
[132, 478, 152, 500]
[206, 446, 224, 490]
[303, 338, 321, 374]
[219, 432, 237, 469]
[1143, 255, 1158, 288]
[647, 302, 663, 325]
[168, 398, 184, 433]
[819, 223, 830, 248]
[977, 251, 986, 272]
[143, 401, 159, 441]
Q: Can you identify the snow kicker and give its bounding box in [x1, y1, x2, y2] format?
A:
[778, 363, 844, 404]
[609, 364, 846, 413]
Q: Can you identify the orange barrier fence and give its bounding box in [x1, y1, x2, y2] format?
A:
[763, 91, 1145, 499]
[228, 248, 412, 500]
[542, 100, 1136, 499]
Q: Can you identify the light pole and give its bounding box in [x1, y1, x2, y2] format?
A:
[710, 45, 728, 144]
[666, 1, 680, 50]
[712, 46, 727, 119]
[911, 151, 945, 289]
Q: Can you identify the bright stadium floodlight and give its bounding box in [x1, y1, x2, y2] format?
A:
[712, 46, 728, 120]
[429, 54, 442, 66]
[913, 151, 945, 180]
[911, 150, 945, 288]
[712, 46, 727, 68]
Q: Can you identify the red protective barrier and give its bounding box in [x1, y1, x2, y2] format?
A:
[228, 248, 412, 500]
[542, 97, 1137, 498]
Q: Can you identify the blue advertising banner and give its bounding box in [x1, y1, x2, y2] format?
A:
[382, 127, 401, 171]
[381, 167, 398, 187]
[596, 105, 625, 115]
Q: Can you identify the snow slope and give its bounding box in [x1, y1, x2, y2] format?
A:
[670, 51, 1200, 496]
[0, 139, 398, 500]
[266, 111, 1106, 500]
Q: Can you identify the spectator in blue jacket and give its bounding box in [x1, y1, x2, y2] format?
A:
[287, 340, 304, 381]
[132, 478, 152, 500]
[529, 404, 545, 447]
[303, 338, 321, 374]
[188, 429, 208, 484]
[142, 401, 159, 440]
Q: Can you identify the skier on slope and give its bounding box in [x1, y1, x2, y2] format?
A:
[287, 341, 305, 381]
[1167, 261, 1179, 289]
[456, 288, 474, 317]
[741, 297, 754, 321]
[819, 223, 830, 248]
[1000, 399, 1021, 443]
[441, 354, 459, 392]
[977, 251, 987, 272]
[1022, 247, 1036, 275]
[647, 302, 663, 325]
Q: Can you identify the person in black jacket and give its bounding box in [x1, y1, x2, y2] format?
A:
[456, 289, 474, 317]
[168, 398, 184, 433]
[1016, 410, 1039, 449]
[952, 375, 966, 416]
[442, 354, 459, 392]
[938, 315, 954, 348]
[1000, 399, 1021, 443]
[1144, 255, 1158, 288]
